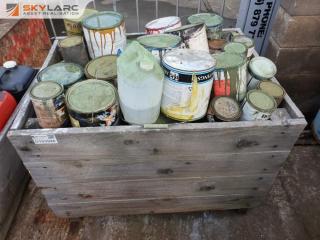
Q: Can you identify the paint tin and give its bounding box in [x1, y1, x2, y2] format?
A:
[247, 57, 277, 90]
[137, 34, 182, 61]
[66, 79, 119, 127]
[161, 49, 215, 122]
[232, 35, 255, 59]
[240, 90, 277, 121]
[30, 81, 67, 128]
[64, 8, 98, 36]
[257, 80, 285, 106]
[84, 55, 117, 85]
[37, 62, 84, 89]
[212, 52, 247, 102]
[82, 11, 126, 58]
[207, 96, 241, 122]
[165, 23, 209, 53]
[145, 16, 182, 35]
[223, 42, 248, 59]
[59, 36, 89, 67]
[188, 13, 223, 40]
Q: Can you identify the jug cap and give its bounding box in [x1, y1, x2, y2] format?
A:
[3, 61, 17, 69]
[139, 60, 154, 71]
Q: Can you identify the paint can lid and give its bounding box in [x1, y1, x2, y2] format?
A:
[257, 80, 285, 98]
[38, 62, 84, 88]
[3, 61, 17, 69]
[82, 11, 124, 30]
[162, 49, 215, 73]
[249, 57, 277, 79]
[66, 79, 116, 114]
[210, 96, 241, 121]
[65, 8, 98, 22]
[59, 36, 83, 48]
[145, 16, 181, 30]
[165, 23, 204, 33]
[246, 90, 277, 113]
[137, 34, 181, 49]
[232, 35, 254, 48]
[213, 52, 245, 69]
[85, 55, 117, 80]
[30, 81, 64, 100]
[223, 42, 247, 56]
[188, 13, 223, 27]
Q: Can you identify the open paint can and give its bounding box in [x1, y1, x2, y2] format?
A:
[232, 35, 255, 59]
[145, 16, 181, 34]
[207, 96, 241, 122]
[257, 80, 285, 106]
[59, 36, 89, 67]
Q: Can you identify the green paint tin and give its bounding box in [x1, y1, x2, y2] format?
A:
[187, 13, 223, 40]
[232, 35, 255, 58]
[223, 42, 247, 58]
[38, 62, 84, 89]
[257, 80, 285, 106]
[66, 79, 119, 127]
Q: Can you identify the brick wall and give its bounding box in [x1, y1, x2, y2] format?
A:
[0, 20, 51, 68]
[265, 0, 320, 123]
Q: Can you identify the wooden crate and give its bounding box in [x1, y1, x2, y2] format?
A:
[7, 29, 307, 218]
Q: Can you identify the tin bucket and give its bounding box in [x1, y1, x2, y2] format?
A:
[82, 11, 127, 58]
[188, 13, 223, 40]
[30, 81, 67, 128]
[84, 55, 117, 86]
[165, 23, 209, 53]
[64, 8, 98, 36]
[212, 52, 247, 102]
[145, 16, 182, 34]
[161, 49, 215, 122]
[37, 62, 84, 90]
[66, 79, 119, 127]
[240, 90, 277, 121]
[247, 57, 277, 90]
[137, 34, 182, 61]
[58, 36, 89, 67]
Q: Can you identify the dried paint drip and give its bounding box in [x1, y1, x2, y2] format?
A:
[161, 49, 215, 122]
[82, 11, 127, 58]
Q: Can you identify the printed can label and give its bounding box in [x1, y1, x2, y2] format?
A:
[240, 100, 271, 121]
[161, 65, 213, 121]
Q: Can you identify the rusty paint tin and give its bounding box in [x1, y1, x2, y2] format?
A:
[84, 55, 117, 85]
[82, 11, 126, 58]
[165, 23, 209, 53]
[161, 49, 215, 122]
[37, 62, 84, 90]
[58, 36, 89, 67]
[66, 79, 119, 127]
[207, 96, 241, 122]
[232, 35, 255, 58]
[240, 90, 277, 121]
[145, 16, 182, 35]
[63, 9, 98, 36]
[212, 52, 247, 102]
[247, 57, 277, 90]
[257, 80, 285, 106]
[188, 13, 223, 40]
[30, 81, 67, 128]
[137, 34, 182, 61]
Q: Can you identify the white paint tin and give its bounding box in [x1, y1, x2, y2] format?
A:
[161, 49, 215, 121]
[247, 56, 277, 90]
[145, 16, 182, 35]
[165, 23, 209, 53]
[82, 11, 126, 58]
[240, 90, 277, 121]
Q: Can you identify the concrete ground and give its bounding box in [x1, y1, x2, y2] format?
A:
[5, 145, 320, 240]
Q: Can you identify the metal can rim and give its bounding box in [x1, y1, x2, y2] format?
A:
[58, 36, 84, 48]
[137, 34, 182, 50]
[210, 96, 242, 122]
[246, 89, 277, 113]
[82, 11, 124, 30]
[30, 81, 64, 100]
[257, 80, 285, 98]
[84, 55, 117, 80]
[232, 35, 254, 48]
[145, 16, 181, 31]
[187, 13, 223, 28]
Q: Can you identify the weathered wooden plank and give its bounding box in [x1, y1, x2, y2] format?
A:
[49, 194, 263, 218]
[9, 121, 304, 164]
[41, 174, 274, 204]
[25, 151, 288, 184]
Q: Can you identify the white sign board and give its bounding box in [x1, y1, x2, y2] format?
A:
[236, 0, 281, 55]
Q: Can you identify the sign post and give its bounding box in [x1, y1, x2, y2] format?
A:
[236, 0, 281, 55]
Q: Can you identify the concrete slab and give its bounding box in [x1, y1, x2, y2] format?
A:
[6, 146, 320, 240]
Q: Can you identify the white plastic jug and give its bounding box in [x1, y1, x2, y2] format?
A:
[117, 41, 164, 124]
